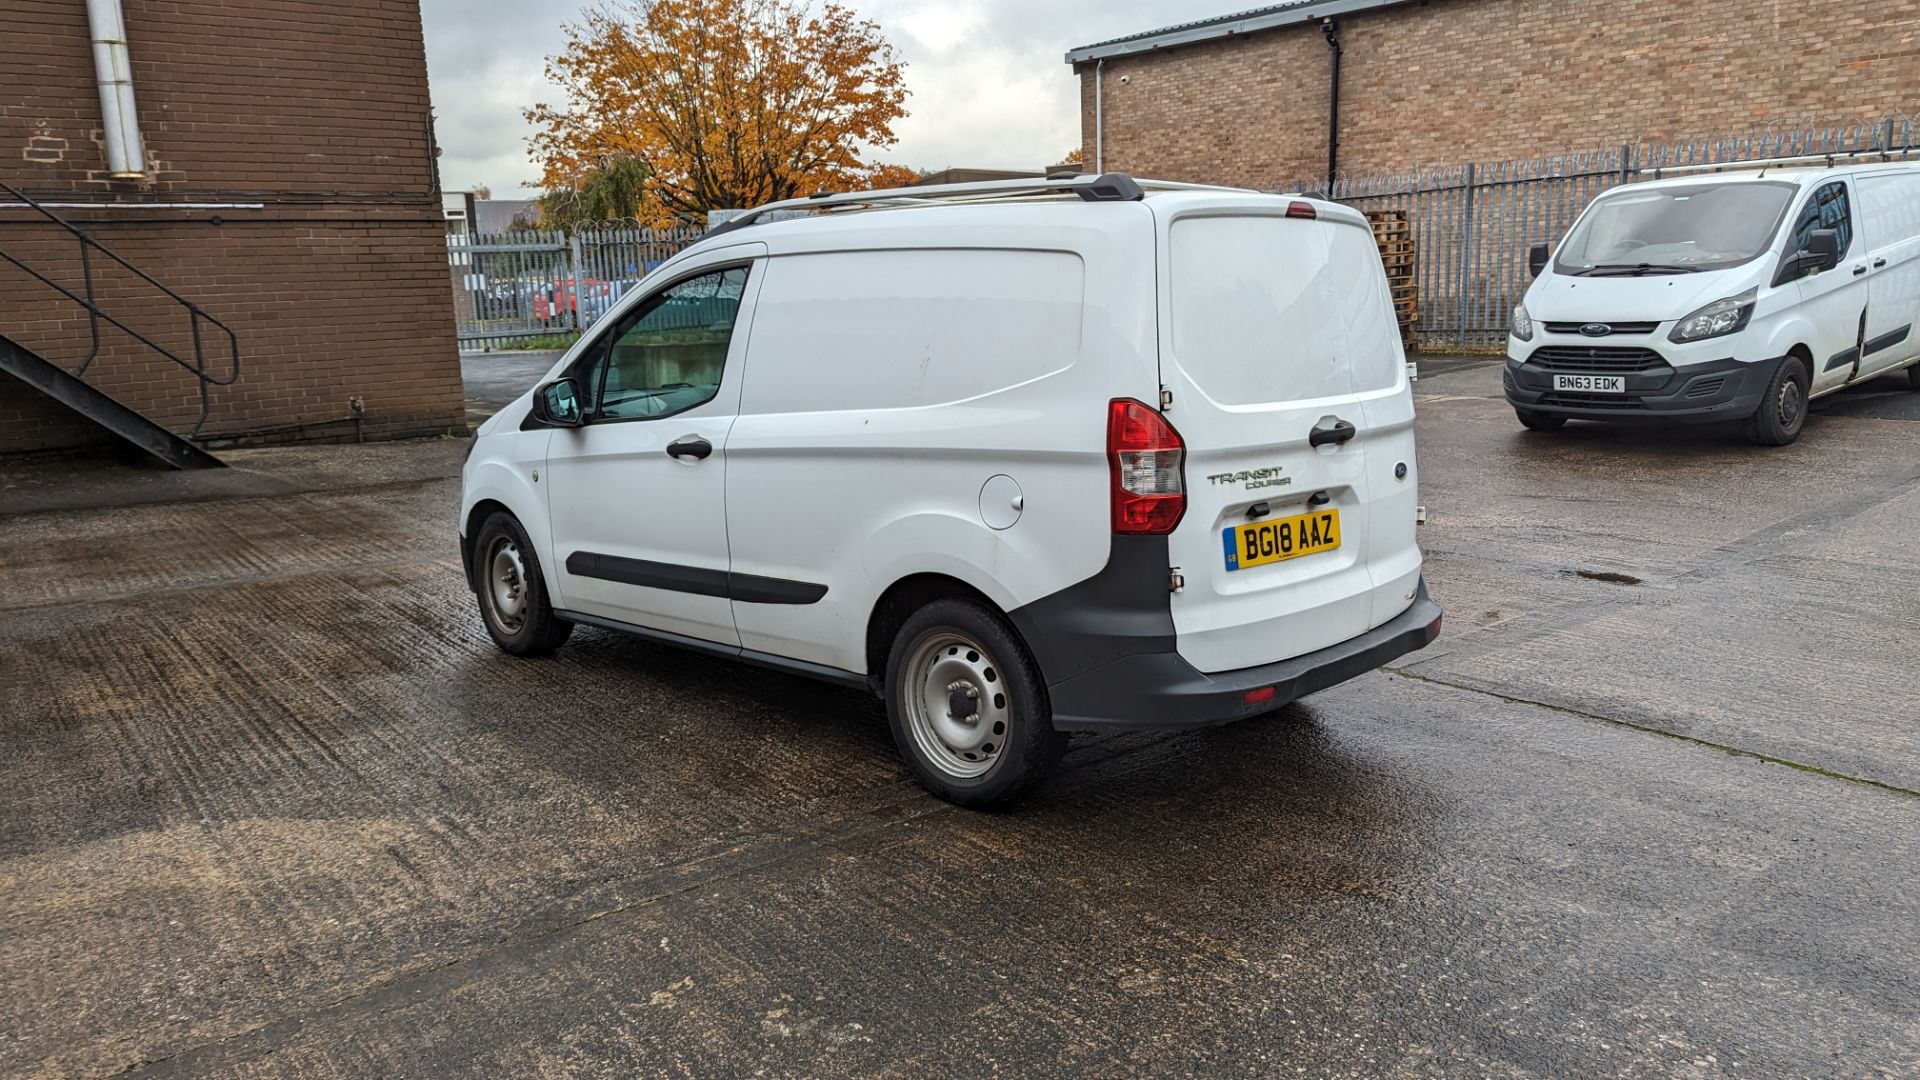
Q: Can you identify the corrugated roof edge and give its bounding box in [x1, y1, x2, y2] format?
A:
[1065, 0, 1416, 65]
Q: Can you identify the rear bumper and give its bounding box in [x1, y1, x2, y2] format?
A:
[1042, 580, 1442, 731]
[1504, 352, 1780, 422]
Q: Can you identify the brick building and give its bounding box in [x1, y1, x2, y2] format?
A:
[1, 0, 464, 458]
[1069, 0, 1920, 188]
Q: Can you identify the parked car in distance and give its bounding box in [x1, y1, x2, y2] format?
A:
[1508, 159, 1920, 444]
[458, 173, 1440, 806]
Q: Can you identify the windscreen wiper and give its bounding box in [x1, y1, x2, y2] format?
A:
[1575, 263, 1701, 277]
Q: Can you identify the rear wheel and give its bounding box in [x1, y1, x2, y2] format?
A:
[884, 599, 1066, 807]
[473, 511, 573, 656]
[1745, 357, 1809, 446]
[1515, 407, 1567, 431]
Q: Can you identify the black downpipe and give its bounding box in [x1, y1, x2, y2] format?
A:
[1322, 18, 1342, 194]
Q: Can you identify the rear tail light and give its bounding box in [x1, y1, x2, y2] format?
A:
[1286, 200, 1317, 219]
[1108, 398, 1186, 534]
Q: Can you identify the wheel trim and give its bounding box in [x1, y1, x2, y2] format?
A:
[902, 631, 1011, 780]
[486, 537, 529, 631]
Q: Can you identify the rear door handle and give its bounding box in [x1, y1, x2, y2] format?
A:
[1309, 419, 1357, 448]
[665, 435, 713, 460]
[1873, 258, 1888, 269]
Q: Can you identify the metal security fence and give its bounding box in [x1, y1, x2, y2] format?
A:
[448, 225, 701, 349]
[1307, 114, 1920, 351]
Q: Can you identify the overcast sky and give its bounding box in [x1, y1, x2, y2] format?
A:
[420, 0, 1225, 196]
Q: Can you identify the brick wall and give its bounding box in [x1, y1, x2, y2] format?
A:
[1077, 0, 1920, 185]
[0, 0, 463, 454]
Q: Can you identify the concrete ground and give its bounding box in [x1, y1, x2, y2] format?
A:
[3, 354, 1918, 1075]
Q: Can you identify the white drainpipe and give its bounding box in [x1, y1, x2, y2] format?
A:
[86, 0, 146, 177]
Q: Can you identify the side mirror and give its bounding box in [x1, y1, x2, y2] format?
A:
[531, 377, 584, 427]
[1528, 242, 1551, 279]
[1803, 228, 1841, 273]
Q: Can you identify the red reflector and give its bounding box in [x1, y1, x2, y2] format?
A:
[1286, 200, 1317, 219]
[1244, 686, 1278, 705]
[1107, 398, 1186, 535]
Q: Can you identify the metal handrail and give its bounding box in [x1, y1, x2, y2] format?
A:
[0, 180, 240, 437]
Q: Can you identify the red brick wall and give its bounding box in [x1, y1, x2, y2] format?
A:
[0, 0, 463, 453]
[1078, 0, 1920, 185]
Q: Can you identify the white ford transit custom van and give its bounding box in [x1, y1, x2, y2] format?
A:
[1508, 161, 1920, 444]
[458, 174, 1440, 806]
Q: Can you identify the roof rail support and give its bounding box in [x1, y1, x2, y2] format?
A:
[704, 172, 1171, 238]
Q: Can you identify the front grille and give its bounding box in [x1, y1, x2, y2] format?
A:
[1544, 321, 1660, 336]
[1685, 377, 1728, 399]
[1528, 345, 1669, 373]
[1538, 391, 1646, 411]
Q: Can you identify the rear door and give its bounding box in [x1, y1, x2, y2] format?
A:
[1152, 198, 1415, 674]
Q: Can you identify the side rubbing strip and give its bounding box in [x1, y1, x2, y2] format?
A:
[1864, 324, 1912, 357]
[566, 551, 729, 597]
[567, 551, 826, 604]
[729, 573, 829, 605]
[1825, 347, 1860, 372]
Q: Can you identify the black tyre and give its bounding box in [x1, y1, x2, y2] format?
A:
[1906, 363, 1920, 391]
[1745, 357, 1809, 446]
[884, 598, 1067, 808]
[1515, 407, 1568, 431]
[472, 511, 573, 656]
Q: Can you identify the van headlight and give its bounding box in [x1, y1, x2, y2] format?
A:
[1510, 305, 1534, 342]
[1669, 289, 1756, 343]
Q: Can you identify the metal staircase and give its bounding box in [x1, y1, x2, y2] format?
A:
[0, 181, 237, 469]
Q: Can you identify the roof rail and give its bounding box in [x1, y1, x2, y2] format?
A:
[703, 172, 1246, 238]
[1642, 146, 1920, 179]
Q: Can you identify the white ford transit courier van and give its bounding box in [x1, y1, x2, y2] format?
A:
[1508, 161, 1920, 444]
[458, 173, 1440, 805]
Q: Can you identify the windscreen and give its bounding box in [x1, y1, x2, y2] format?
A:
[1555, 181, 1796, 274]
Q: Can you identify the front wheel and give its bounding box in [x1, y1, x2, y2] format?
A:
[884, 599, 1067, 807]
[473, 511, 574, 656]
[1515, 407, 1567, 431]
[1745, 357, 1809, 446]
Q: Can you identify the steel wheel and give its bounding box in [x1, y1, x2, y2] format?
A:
[484, 534, 529, 633]
[1774, 377, 1804, 430]
[901, 631, 1012, 780]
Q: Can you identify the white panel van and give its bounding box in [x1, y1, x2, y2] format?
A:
[458, 174, 1440, 806]
[1508, 161, 1920, 444]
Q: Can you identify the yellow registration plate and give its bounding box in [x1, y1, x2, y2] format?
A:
[1223, 508, 1341, 571]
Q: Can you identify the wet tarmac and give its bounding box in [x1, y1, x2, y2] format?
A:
[2, 357, 1917, 1075]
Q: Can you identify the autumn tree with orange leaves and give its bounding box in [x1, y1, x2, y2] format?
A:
[527, 0, 913, 223]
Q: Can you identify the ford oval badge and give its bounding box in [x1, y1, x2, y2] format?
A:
[1579, 322, 1612, 337]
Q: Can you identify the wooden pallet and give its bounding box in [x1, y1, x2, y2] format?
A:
[1365, 210, 1417, 342]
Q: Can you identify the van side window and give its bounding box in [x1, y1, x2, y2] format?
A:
[584, 266, 750, 421]
[1788, 182, 1852, 257]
